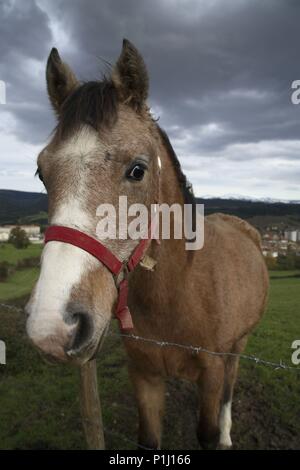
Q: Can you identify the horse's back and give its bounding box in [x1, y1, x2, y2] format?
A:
[205, 212, 268, 296]
[207, 213, 261, 250]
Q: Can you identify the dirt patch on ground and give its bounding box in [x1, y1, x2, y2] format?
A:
[153, 377, 300, 450]
[105, 374, 299, 450]
[232, 380, 299, 450]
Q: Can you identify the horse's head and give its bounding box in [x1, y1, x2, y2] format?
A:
[26, 40, 161, 364]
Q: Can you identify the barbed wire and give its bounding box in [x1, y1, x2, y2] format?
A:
[111, 332, 300, 372]
[0, 303, 23, 313]
[1, 302, 299, 372]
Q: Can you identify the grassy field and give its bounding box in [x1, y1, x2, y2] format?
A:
[236, 271, 300, 449]
[269, 271, 300, 279]
[0, 243, 42, 265]
[0, 243, 42, 302]
[0, 268, 40, 301]
[0, 262, 299, 449]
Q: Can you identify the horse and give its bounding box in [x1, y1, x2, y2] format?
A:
[26, 39, 269, 450]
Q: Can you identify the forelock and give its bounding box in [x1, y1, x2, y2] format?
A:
[55, 79, 118, 142]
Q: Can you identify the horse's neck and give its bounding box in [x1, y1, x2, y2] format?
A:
[130, 136, 195, 328]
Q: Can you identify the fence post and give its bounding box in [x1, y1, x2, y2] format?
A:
[79, 359, 105, 449]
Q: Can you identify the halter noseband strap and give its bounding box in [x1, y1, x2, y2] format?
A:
[44, 225, 155, 331]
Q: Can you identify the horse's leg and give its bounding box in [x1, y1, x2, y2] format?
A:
[218, 357, 237, 449]
[197, 357, 225, 449]
[218, 335, 248, 449]
[129, 366, 165, 450]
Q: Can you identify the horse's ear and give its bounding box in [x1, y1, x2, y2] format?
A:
[46, 48, 79, 116]
[111, 39, 149, 111]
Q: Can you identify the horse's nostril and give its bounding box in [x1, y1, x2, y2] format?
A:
[67, 312, 94, 352]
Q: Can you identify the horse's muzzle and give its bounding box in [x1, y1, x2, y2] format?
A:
[26, 305, 107, 364]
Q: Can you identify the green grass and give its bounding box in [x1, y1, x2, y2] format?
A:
[269, 269, 300, 278]
[240, 274, 300, 429]
[0, 270, 299, 449]
[0, 243, 42, 265]
[0, 268, 40, 301]
[0, 243, 42, 301]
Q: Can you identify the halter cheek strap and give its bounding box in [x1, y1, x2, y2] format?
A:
[44, 225, 155, 331]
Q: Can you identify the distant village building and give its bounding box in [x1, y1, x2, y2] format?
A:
[0, 225, 41, 243]
[284, 229, 300, 242]
[262, 250, 278, 258]
[262, 225, 300, 259]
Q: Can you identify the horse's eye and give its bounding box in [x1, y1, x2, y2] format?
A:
[126, 164, 146, 181]
[35, 168, 44, 183]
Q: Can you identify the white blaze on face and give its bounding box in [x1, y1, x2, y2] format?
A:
[27, 127, 104, 343]
[219, 401, 232, 448]
[58, 125, 104, 160]
[27, 242, 98, 340]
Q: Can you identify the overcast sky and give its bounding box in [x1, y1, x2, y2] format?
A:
[0, 0, 300, 200]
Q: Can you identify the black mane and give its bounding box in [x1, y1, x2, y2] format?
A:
[56, 80, 118, 140]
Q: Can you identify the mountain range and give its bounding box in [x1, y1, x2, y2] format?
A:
[0, 189, 48, 225]
[0, 189, 300, 229]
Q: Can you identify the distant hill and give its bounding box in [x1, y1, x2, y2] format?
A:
[0, 190, 48, 225]
[0, 190, 300, 230]
[197, 197, 300, 229]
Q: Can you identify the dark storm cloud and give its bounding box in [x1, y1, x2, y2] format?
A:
[1, 0, 300, 197]
[3, 0, 300, 146]
[0, 0, 51, 60]
[46, 0, 300, 150]
[0, 0, 54, 142]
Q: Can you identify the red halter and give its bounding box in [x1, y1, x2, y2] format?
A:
[44, 225, 155, 331]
